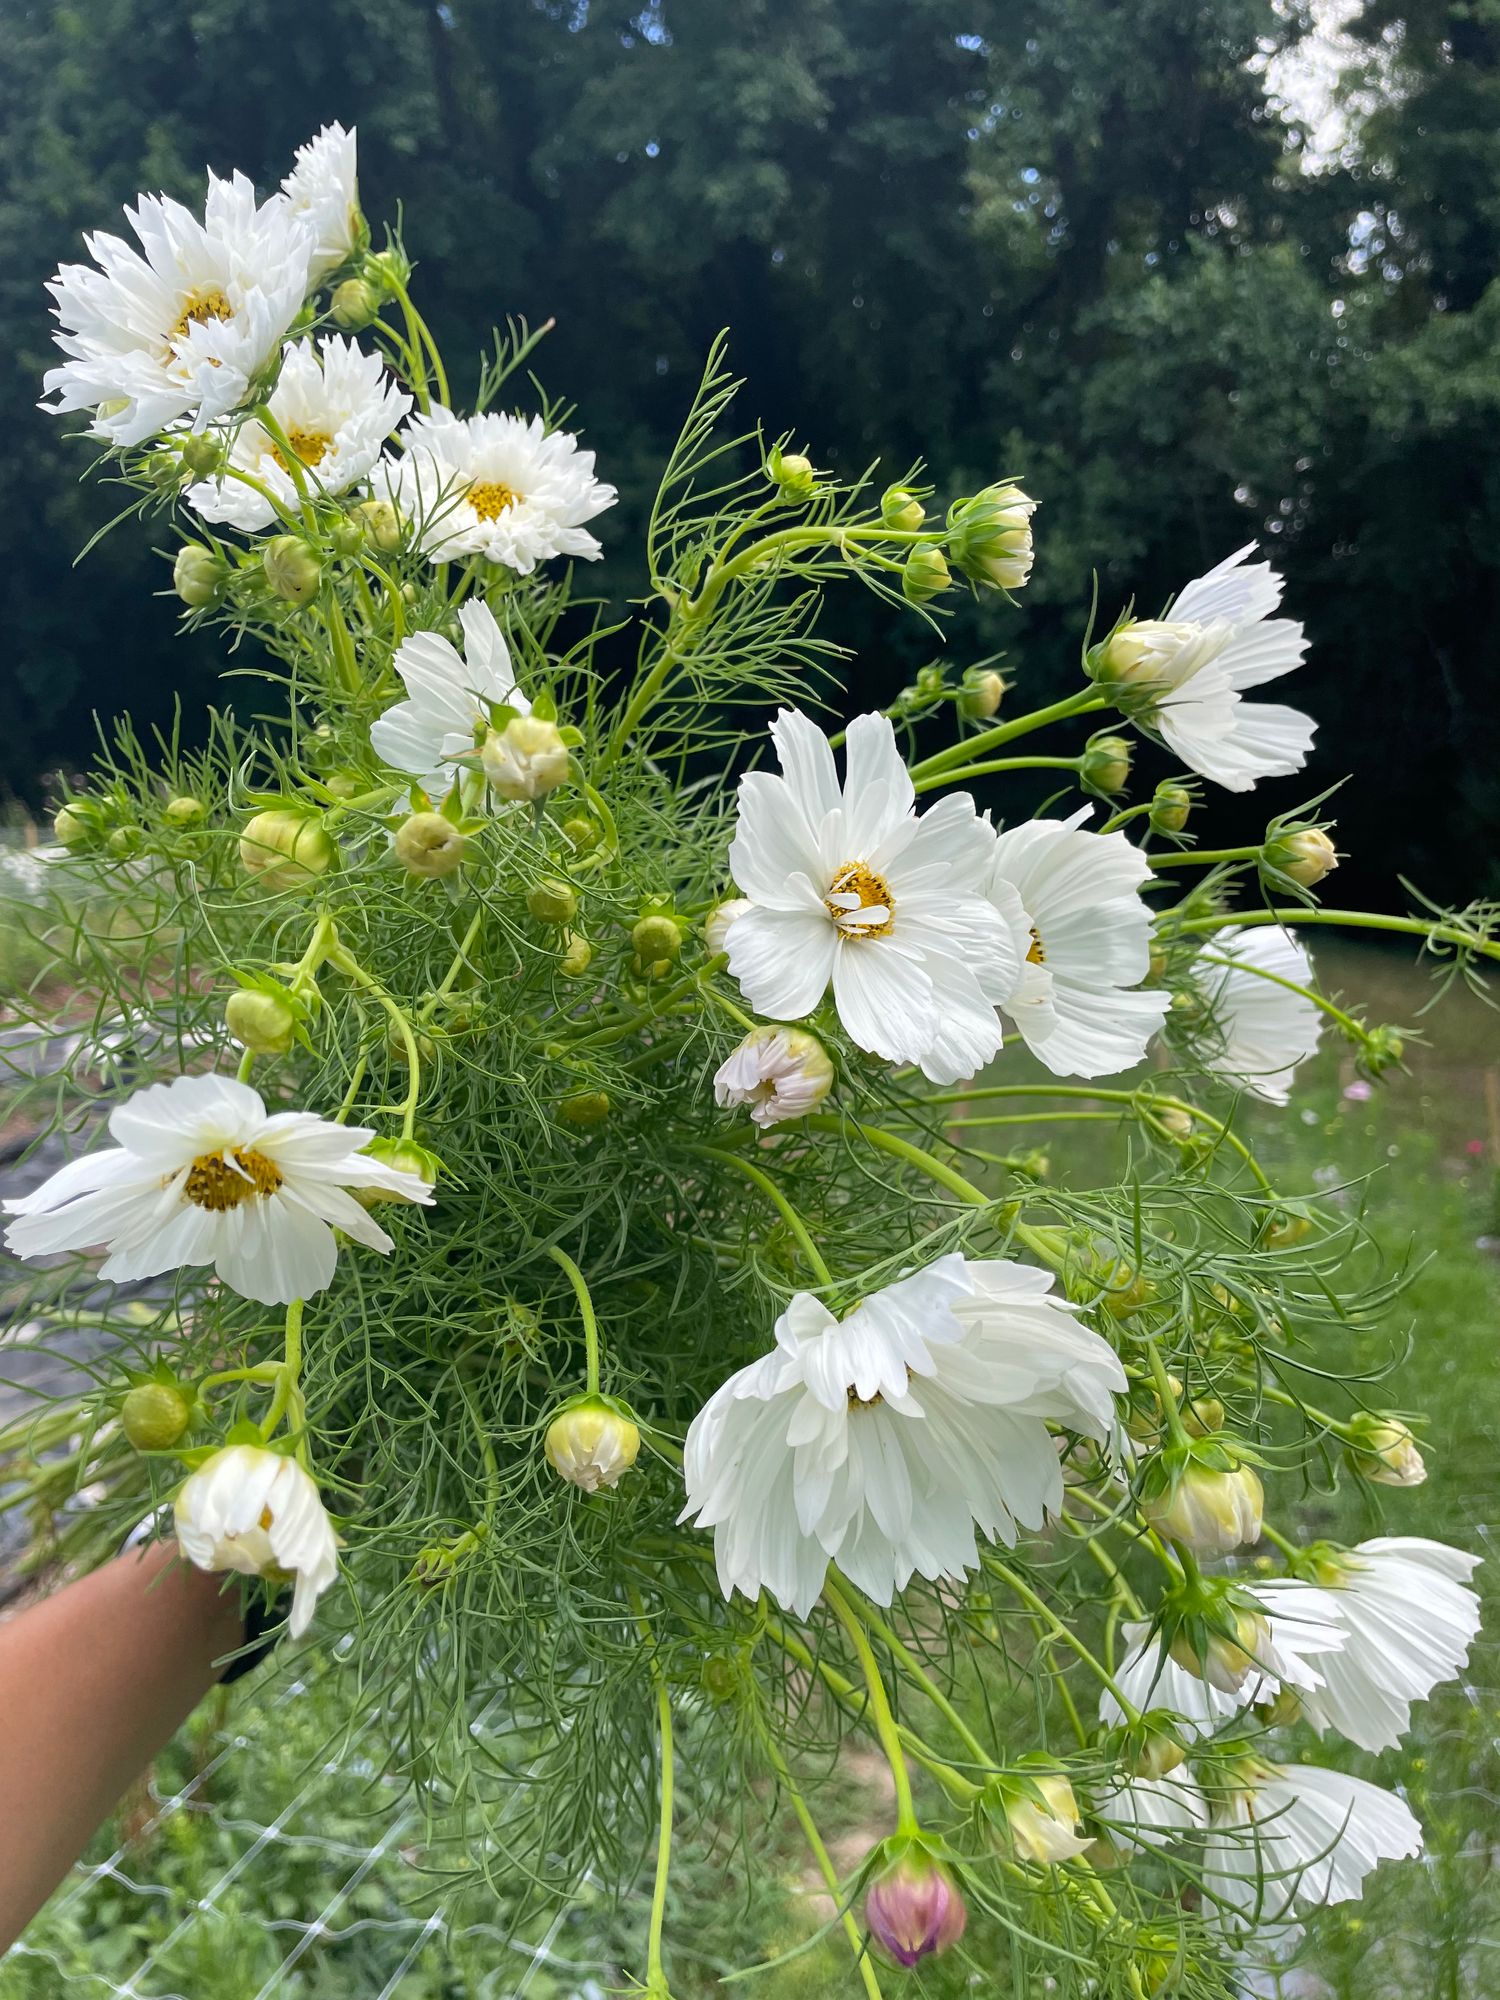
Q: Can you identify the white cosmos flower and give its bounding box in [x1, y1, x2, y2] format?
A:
[370, 599, 524, 798]
[174, 1444, 340, 1639]
[1099, 1582, 1346, 1739]
[725, 710, 1018, 1085]
[281, 122, 361, 283]
[1093, 1771, 1209, 1855]
[383, 406, 618, 572]
[187, 337, 409, 532]
[1190, 928, 1321, 1105]
[713, 1026, 834, 1128]
[1104, 546, 1315, 793]
[985, 808, 1169, 1078]
[1291, 1538, 1482, 1753]
[3, 1073, 432, 1306]
[1203, 1763, 1421, 1933]
[42, 170, 315, 448]
[681, 1254, 1125, 1617]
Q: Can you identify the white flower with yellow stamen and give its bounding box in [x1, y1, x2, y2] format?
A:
[41, 170, 315, 448]
[370, 599, 525, 799]
[280, 122, 361, 284]
[725, 709, 1018, 1084]
[1189, 927, 1321, 1105]
[383, 406, 617, 573]
[175, 1444, 341, 1638]
[3, 1074, 431, 1306]
[985, 808, 1169, 1078]
[681, 1255, 1125, 1616]
[188, 337, 409, 532]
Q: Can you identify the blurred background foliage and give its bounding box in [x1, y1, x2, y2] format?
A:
[2, 0, 1498, 905]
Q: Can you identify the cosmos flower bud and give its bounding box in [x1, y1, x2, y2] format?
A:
[394, 811, 467, 879]
[958, 667, 1007, 719]
[239, 809, 338, 890]
[714, 1026, 834, 1128]
[225, 986, 299, 1056]
[1082, 732, 1134, 796]
[527, 878, 578, 925]
[1262, 827, 1338, 889]
[1141, 1460, 1264, 1555]
[902, 545, 952, 604]
[120, 1379, 193, 1452]
[262, 535, 323, 606]
[1005, 1773, 1091, 1864]
[562, 816, 601, 853]
[559, 1090, 611, 1127]
[1150, 781, 1193, 834]
[947, 482, 1037, 591]
[1345, 1413, 1426, 1487]
[559, 931, 593, 977]
[173, 544, 227, 609]
[544, 1399, 641, 1493]
[632, 913, 683, 966]
[767, 445, 817, 500]
[1089, 621, 1172, 687]
[864, 1853, 967, 1966]
[330, 276, 380, 330]
[353, 497, 404, 553]
[164, 795, 205, 829]
[703, 898, 751, 959]
[482, 714, 571, 801]
[107, 826, 141, 858]
[1360, 1024, 1405, 1077]
[1169, 1606, 1269, 1694]
[353, 1136, 442, 1206]
[52, 803, 97, 849]
[178, 433, 223, 478]
[881, 484, 926, 532]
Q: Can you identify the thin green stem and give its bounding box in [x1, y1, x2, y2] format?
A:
[688, 1145, 832, 1286]
[824, 1575, 920, 1833]
[912, 756, 1079, 794]
[804, 1116, 989, 1206]
[547, 1245, 601, 1394]
[760, 1730, 885, 2000]
[908, 689, 1105, 780]
[1147, 847, 1260, 870]
[984, 1558, 1138, 1719]
[1168, 905, 1500, 965]
[852, 1595, 990, 1765]
[326, 942, 422, 1137]
[628, 1588, 675, 1995]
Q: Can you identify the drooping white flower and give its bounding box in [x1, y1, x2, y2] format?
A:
[1292, 1539, 1482, 1753]
[3, 1073, 432, 1306]
[1005, 1772, 1092, 1863]
[382, 406, 617, 572]
[42, 170, 315, 448]
[1189, 928, 1321, 1105]
[280, 122, 361, 283]
[1092, 1770, 1209, 1855]
[1202, 1763, 1422, 1933]
[174, 1444, 340, 1639]
[681, 1254, 1125, 1616]
[714, 1026, 835, 1128]
[725, 709, 1018, 1085]
[1099, 1582, 1346, 1739]
[187, 337, 409, 531]
[985, 808, 1169, 1078]
[370, 599, 524, 798]
[1099, 547, 1315, 793]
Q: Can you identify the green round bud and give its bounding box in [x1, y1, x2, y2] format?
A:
[559, 931, 593, 977]
[178, 433, 223, 478]
[527, 878, 578, 925]
[121, 1381, 192, 1452]
[173, 544, 226, 609]
[225, 986, 298, 1056]
[1262, 827, 1338, 889]
[393, 811, 467, 879]
[107, 826, 141, 858]
[1083, 733, 1134, 797]
[353, 498, 404, 554]
[330, 277, 380, 331]
[902, 545, 952, 604]
[328, 518, 365, 559]
[53, 803, 96, 849]
[353, 1135, 442, 1206]
[631, 913, 682, 965]
[164, 795, 205, 829]
[323, 770, 363, 801]
[559, 1090, 611, 1128]
[958, 669, 1006, 720]
[881, 484, 926, 532]
[364, 246, 412, 295]
[767, 446, 816, 499]
[263, 536, 323, 606]
[1150, 781, 1193, 834]
[561, 817, 601, 854]
[239, 809, 338, 890]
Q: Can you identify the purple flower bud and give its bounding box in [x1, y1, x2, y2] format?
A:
[865, 1854, 967, 1967]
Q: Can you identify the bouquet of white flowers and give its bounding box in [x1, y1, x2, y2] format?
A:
[7, 124, 1494, 1994]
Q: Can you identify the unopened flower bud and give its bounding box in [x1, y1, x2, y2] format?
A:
[239, 809, 338, 890]
[225, 986, 298, 1057]
[559, 931, 593, 977]
[263, 536, 323, 606]
[1262, 1208, 1312, 1248]
[353, 498, 404, 553]
[164, 795, 205, 829]
[120, 1380, 193, 1452]
[562, 816, 601, 853]
[559, 1090, 610, 1127]
[880, 485, 926, 532]
[1005, 1773, 1091, 1864]
[1133, 1728, 1187, 1780]
[173, 544, 227, 609]
[354, 1136, 442, 1206]
[959, 668, 1007, 719]
[481, 714, 571, 801]
[394, 811, 467, 879]
[1263, 827, 1338, 889]
[1169, 1606, 1269, 1694]
[544, 1400, 640, 1493]
[1360, 1024, 1405, 1077]
[865, 1854, 967, 1966]
[1089, 620, 1189, 689]
[107, 826, 141, 857]
[527, 878, 578, 925]
[902, 545, 952, 604]
[1141, 1461, 1264, 1555]
[948, 482, 1037, 591]
[767, 445, 816, 500]
[1083, 733, 1134, 797]
[703, 898, 751, 959]
[1345, 1414, 1426, 1487]
[1157, 1106, 1194, 1140]
[179, 433, 222, 478]
[364, 246, 412, 295]
[53, 803, 96, 849]
[714, 1026, 834, 1128]
[330, 276, 380, 330]
[1256, 1685, 1303, 1728]
[1150, 781, 1193, 835]
[632, 913, 682, 966]
[1182, 1395, 1225, 1438]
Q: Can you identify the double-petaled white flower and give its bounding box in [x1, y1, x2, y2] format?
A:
[175, 1444, 340, 1639]
[3, 1073, 432, 1306]
[188, 337, 409, 532]
[1288, 1538, 1483, 1753]
[985, 809, 1169, 1078]
[681, 1255, 1125, 1616]
[725, 709, 1018, 1084]
[1092, 1770, 1209, 1855]
[713, 1026, 834, 1128]
[382, 406, 617, 572]
[370, 599, 524, 799]
[1097, 547, 1315, 793]
[280, 122, 361, 284]
[1188, 928, 1321, 1104]
[42, 170, 314, 448]
[1203, 1763, 1422, 1933]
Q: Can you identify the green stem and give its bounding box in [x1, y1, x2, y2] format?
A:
[261, 1298, 307, 1458]
[1148, 847, 1260, 870]
[629, 1589, 675, 1995]
[1142, 1335, 1191, 1448]
[1169, 906, 1500, 965]
[823, 1575, 920, 1834]
[804, 1116, 988, 1206]
[1195, 948, 1370, 1043]
[908, 690, 1105, 780]
[688, 1146, 832, 1287]
[912, 756, 1080, 794]
[985, 1557, 1137, 1720]
[548, 1245, 601, 1395]
[853, 1595, 990, 1765]
[325, 941, 422, 1138]
[760, 1730, 886, 2000]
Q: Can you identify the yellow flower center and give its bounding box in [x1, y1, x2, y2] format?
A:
[468, 480, 521, 521]
[1027, 925, 1046, 965]
[170, 289, 235, 344]
[825, 861, 895, 938]
[181, 1146, 284, 1212]
[270, 428, 332, 472]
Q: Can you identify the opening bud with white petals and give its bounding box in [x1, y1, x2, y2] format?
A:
[544, 1398, 641, 1493]
[1344, 1413, 1426, 1486]
[174, 1443, 342, 1640]
[947, 482, 1037, 591]
[1140, 1456, 1264, 1555]
[714, 1026, 834, 1128]
[482, 714, 570, 801]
